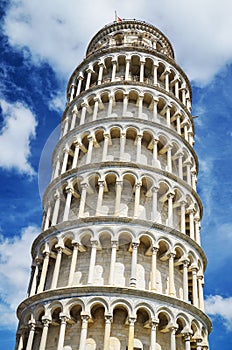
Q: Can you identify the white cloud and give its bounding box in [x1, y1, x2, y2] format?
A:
[48, 91, 66, 112]
[3, 0, 232, 85]
[0, 225, 39, 328]
[0, 100, 37, 175]
[205, 295, 232, 331]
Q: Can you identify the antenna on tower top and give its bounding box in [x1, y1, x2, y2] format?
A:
[114, 10, 122, 22]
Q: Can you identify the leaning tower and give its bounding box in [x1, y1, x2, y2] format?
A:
[15, 19, 211, 350]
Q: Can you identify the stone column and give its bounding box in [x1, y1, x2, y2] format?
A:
[25, 321, 36, 350]
[57, 315, 67, 350]
[97, 62, 104, 85]
[111, 59, 117, 81]
[182, 260, 189, 302]
[180, 201, 186, 234]
[170, 327, 177, 350]
[152, 187, 159, 221]
[153, 97, 158, 121]
[191, 265, 199, 307]
[87, 240, 98, 284]
[125, 58, 130, 80]
[122, 93, 128, 115]
[51, 246, 63, 289]
[70, 108, 78, 130]
[167, 145, 172, 172]
[86, 135, 94, 164]
[189, 209, 195, 240]
[68, 242, 79, 286]
[168, 252, 176, 296]
[76, 74, 84, 95]
[107, 94, 114, 116]
[153, 64, 158, 85]
[151, 246, 159, 291]
[136, 133, 142, 163]
[183, 333, 191, 350]
[16, 331, 24, 350]
[103, 315, 112, 350]
[184, 161, 191, 185]
[78, 183, 88, 217]
[194, 216, 201, 244]
[53, 156, 61, 179]
[152, 138, 160, 167]
[166, 105, 171, 126]
[37, 251, 50, 293]
[44, 202, 51, 231]
[79, 315, 90, 350]
[29, 259, 40, 296]
[138, 94, 143, 118]
[102, 132, 110, 161]
[167, 192, 174, 227]
[175, 78, 180, 98]
[198, 275, 205, 311]
[38, 318, 51, 350]
[150, 320, 159, 350]
[85, 68, 93, 90]
[176, 115, 181, 134]
[128, 317, 136, 350]
[61, 146, 69, 174]
[92, 97, 99, 121]
[130, 242, 139, 287]
[51, 189, 61, 226]
[63, 186, 73, 221]
[80, 103, 87, 125]
[178, 152, 183, 179]
[72, 141, 80, 169]
[62, 117, 69, 136]
[139, 60, 145, 82]
[96, 181, 105, 216]
[114, 180, 123, 216]
[133, 182, 141, 218]
[69, 83, 76, 102]
[109, 241, 117, 285]
[165, 71, 170, 92]
[119, 132, 126, 160]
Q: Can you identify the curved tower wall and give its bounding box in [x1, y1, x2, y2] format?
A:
[15, 20, 211, 350]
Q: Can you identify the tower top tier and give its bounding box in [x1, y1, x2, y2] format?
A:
[86, 19, 175, 60]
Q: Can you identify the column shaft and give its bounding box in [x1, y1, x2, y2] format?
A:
[51, 248, 63, 289]
[37, 252, 50, 293]
[68, 244, 79, 286]
[88, 242, 98, 284]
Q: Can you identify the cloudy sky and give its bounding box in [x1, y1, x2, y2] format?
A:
[0, 0, 232, 349]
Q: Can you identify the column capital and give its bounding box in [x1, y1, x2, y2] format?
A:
[111, 240, 118, 248]
[190, 264, 198, 272]
[183, 332, 192, 341]
[41, 316, 51, 327]
[28, 320, 36, 330]
[168, 250, 176, 259]
[98, 180, 105, 188]
[59, 314, 69, 324]
[80, 182, 88, 190]
[71, 241, 80, 248]
[81, 313, 90, 322]
[104, 314, 113, 323]
[90, 239, 98, 247]
[128, 316, 136, 325]
[150, 318, 159, 327]
[54, 189, 61, 200]
[167, 191, 175, 199]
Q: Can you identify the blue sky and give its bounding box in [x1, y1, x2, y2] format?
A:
[0, 0, 232, 349]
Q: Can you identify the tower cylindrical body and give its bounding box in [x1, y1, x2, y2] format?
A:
[15, 20, 211, 350]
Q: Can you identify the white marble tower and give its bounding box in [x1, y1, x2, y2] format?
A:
[15, 19, 211, 350]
